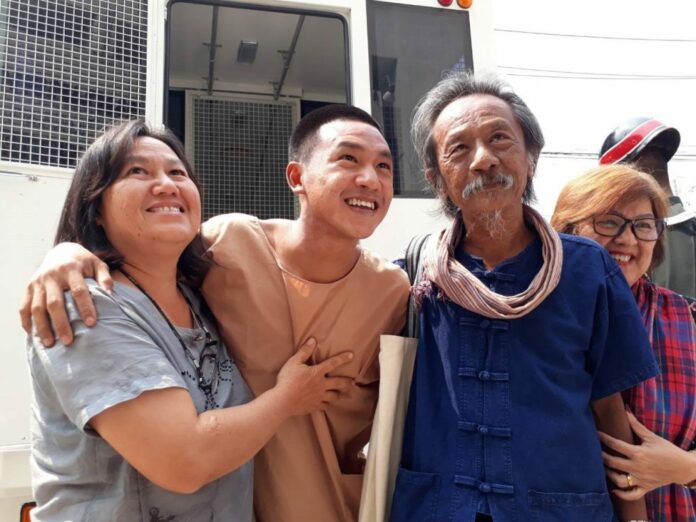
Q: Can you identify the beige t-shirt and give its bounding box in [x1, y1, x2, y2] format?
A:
[202, 213, 409, 522]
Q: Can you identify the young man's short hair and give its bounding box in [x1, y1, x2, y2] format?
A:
[288, 104, 383, 163]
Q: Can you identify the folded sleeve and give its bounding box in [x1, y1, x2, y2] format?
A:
[30, 285, 187, 432]
[587, 257, 659, 401]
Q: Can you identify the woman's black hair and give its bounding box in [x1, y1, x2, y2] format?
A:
[55, 119, 210, 287]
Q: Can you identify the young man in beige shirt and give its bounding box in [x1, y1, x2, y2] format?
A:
[22, 105, 410, 522]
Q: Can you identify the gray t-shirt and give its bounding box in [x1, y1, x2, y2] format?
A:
[28, 280, 254, 522]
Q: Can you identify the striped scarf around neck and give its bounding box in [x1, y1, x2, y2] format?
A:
[423, 205, 563, 319]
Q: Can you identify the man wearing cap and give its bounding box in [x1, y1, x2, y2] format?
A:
[600, 118, 696, 298]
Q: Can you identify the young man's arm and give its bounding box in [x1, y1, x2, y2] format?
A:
[591, 393, 649, 522]
[20, 242, 113, 346]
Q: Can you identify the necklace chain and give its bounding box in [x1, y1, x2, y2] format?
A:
[119, 268, 219, 395]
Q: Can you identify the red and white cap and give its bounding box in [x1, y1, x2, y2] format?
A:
[599, 117, 680, 165]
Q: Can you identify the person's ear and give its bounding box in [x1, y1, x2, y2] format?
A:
[425, 168, 435, 185]
[426, 167, 448, 198]
[286, 162, 305, 195]
[527, 156, 536, 180]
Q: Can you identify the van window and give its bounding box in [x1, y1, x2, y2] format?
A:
[0, 0, 148, 168]
[167, 2, 348, 220]
[367, 1, 474, 197]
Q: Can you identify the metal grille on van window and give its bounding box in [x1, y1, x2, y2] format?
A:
[191, 97, 296, 221]
[0, 0, 148, 168]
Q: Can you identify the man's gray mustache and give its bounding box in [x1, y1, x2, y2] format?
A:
[461, 173, 514, 199]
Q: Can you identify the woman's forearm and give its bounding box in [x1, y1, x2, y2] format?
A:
[190, 386, 294, 489]
[673, 448, 696, 486]
[91, 386, 294, 493]
[591, 393, 648, 521]
[600, 408, 696, 498]
[91, 340, 349, 493]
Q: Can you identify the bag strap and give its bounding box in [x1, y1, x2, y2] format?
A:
[403, 234, 431, 338]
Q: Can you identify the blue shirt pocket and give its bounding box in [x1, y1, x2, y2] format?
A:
[527, 490, 613, 522]
[390, 467, 441, 522]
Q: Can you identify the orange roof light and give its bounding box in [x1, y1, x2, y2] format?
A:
[457, 0, 473, 7]
[20, 502, 36, 522]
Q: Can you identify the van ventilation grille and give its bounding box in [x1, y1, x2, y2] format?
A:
[191, 96, 297, 220]
[0, 0, 148, 168]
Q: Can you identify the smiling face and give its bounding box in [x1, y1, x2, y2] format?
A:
[99, 136, 202, 256]
[430, 94, 532, 219]
[291, 119, 393, 241]
[576, 196, 657, 286]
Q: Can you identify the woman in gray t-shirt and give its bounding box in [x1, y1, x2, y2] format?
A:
[28, 120, 353, 521]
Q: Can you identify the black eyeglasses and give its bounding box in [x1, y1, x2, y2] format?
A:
[592, 214, 664, 241]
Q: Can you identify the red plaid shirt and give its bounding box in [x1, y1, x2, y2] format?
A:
[622, 277, 696, 522]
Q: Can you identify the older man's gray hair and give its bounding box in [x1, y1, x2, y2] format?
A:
[412, 72, 545, 216]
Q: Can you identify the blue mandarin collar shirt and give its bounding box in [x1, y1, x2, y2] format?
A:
[390, 234, 658, 522]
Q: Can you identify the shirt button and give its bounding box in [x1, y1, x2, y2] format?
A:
[479, 482, 491, 493]
[480, 319, 490, 328]
[477, 425, 489, 435]
[478, 370, 491, 381]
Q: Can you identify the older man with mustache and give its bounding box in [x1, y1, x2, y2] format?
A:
[389, 73, 659, 522]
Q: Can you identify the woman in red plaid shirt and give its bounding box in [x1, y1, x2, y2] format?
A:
[553, 164, 696, 522]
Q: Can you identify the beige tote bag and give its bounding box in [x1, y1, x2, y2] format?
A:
[358, 334, 418, 522]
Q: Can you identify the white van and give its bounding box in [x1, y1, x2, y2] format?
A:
[0, 0, 495, 518]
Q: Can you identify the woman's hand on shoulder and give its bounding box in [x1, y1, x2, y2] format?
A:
[19, 242, 113, 346]
[274, 338, 354, 417]
[600, 409, 696, 499]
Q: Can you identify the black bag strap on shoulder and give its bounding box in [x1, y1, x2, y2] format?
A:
[403, 234, 431, 338]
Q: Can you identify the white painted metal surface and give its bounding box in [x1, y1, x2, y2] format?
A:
[0, 170, 72, 520]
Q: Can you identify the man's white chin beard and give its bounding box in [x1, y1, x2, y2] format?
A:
[468, 209, 507, 240]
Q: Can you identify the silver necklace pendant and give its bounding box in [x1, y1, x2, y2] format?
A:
[190, 307, 205, 341]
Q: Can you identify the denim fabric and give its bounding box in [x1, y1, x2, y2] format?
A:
[390, 235, 658, 522]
